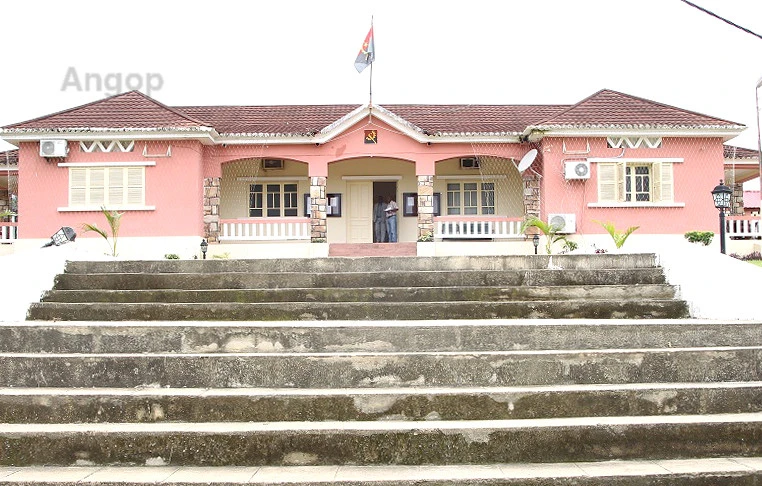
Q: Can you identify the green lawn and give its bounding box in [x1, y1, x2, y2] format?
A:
[751, 260, 762, 267]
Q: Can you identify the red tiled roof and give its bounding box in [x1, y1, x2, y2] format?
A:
[176, 105, 361, 135]
[724, 145, 759, 159]
[745, 190, 761, 209]
[0, 149, 18, 168]
[3, 91, 209, 131]
[379, 105, 569, 135]
[534, 89, 741, 129]
[1, 89, 745, 136]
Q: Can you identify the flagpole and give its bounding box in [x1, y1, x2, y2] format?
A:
[369, 16, 374, 108]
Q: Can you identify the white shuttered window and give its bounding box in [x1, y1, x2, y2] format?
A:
[596, 161, 674, 204]
[69, 166, 145, 208]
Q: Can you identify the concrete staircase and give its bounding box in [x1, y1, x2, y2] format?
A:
[26, 253, 689, 321]
[4, 254, 762, 484]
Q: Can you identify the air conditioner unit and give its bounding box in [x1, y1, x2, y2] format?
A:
[548, 213, 576, 234]
[564, 160, 590, 180]
[460, 157, 480, 169]
[40, 140, 68, 158]
[262, 159, 284, 170]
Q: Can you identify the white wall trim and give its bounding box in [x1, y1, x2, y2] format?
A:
[436, 175, 508, 180]
[58, 205, 156, 212]
[58, 161, 156, 167]
[588, 158, 684, 163]
[236, 176, 308, 182]
[341, 175, 402, 181]
[587, 202, 685, 208]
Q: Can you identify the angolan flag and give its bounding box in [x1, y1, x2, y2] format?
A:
[354, 26, 375, 73]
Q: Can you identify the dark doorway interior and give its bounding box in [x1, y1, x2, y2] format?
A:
[372, 181, 397, 242]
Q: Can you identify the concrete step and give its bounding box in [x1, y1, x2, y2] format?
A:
[1, 347, 758, 388]
[3, 414, 762, 466]
[328, 243, 418, 257]
[26, 299, 689, 321]
[49, 268, 670, 291]
[3, 457, 762, 485]
[38, 284, 679, 304]
[62, 253, 662, 275]
[3, 383, 762, 424]
[6, 320, 754, 354]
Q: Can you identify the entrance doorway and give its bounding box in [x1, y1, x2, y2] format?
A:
[373, 181, 397, 243]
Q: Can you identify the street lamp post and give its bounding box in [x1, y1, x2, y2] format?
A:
[200, 238, 208, 259]
[532, 234, 539, 255]
[711, 180, 732, 254]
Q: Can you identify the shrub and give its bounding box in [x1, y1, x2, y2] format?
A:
[164, 253, 180, 259]
[82, 207, 123, 257]
[521, 216, 570, 255]
[684, 231, 714, 246]
[595, 221, 639, 249]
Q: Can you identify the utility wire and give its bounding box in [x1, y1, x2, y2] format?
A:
[679, 0, 762, 41]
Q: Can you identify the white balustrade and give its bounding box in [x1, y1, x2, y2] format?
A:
[219, 218, 311, 241]
[726, 216, 761, 239]
[0, 216, 17, 241]
[434, 217, 523, 239]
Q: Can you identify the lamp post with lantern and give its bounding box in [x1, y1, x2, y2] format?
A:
[711, 180, 732, 254]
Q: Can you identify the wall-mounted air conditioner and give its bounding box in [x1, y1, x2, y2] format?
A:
[40, 140, 69, 158]
[564, 160, 590, 180]
[548, 213, 576, 234]
[262, 159, 284, 170]
[460, 157, 480, 169]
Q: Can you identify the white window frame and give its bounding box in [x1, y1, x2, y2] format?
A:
[445, 181, 496, 215]
[588, 158, 684, 208]
[57, 162, 154, 211]
[249, 182, 300, 218]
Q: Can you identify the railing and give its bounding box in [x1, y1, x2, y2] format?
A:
[434, 216, 524, 239]
[0, 215, 17, 241]
[219, 218, 311, 241]
[726, 215, 761, 239]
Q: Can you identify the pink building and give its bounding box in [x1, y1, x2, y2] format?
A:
[0, 89, 757, 257]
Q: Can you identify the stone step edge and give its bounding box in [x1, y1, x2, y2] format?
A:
[4, 412, 762, 434]
[1, 457, 761, 484]
[4, 381, 762, 397]
[3, 318, 751, 328]
[2, 345, 760, 358]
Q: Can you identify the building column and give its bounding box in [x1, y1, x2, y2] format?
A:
[310, 176, 327, 241]
[732, 182, 745, 215]
[417, 175, 434, 240]
[203, 177, 220, 242]
[523, 173, 540, 218]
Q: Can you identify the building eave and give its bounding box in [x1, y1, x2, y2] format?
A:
[0, 127, 218, 145]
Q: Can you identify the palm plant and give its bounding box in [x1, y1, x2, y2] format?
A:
[595, 220, 639, 249]
[82, 207, 123, 257]
[522, 216, 570, 255]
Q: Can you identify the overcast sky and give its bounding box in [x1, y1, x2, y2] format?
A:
[2, 0, 762, 161]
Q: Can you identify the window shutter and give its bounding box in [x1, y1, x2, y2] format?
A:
[108, 167, 124, 205]
[657, 162, 673, 202]
[70, 168, 87, 206]
[126, 167, 144, 205]
[598, 163, 618, 202]
[616, 163, 625, 202]
[89, 168, 105, 205]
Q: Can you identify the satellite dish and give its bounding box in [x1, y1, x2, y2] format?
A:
[517, 149, 538, 173]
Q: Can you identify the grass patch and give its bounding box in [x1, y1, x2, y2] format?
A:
[750, 260, 762, 267]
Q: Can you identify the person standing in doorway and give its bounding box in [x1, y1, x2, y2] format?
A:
[373, 196, 387, 243]
[385, 195, 399, 243]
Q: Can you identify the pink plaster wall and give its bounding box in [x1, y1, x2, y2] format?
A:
[18, 140, 204, 239]
[539, 137, 725, 234]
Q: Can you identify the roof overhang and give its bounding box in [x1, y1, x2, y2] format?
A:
[0, 127, 219, 145]
[524, 125, 746, 142]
